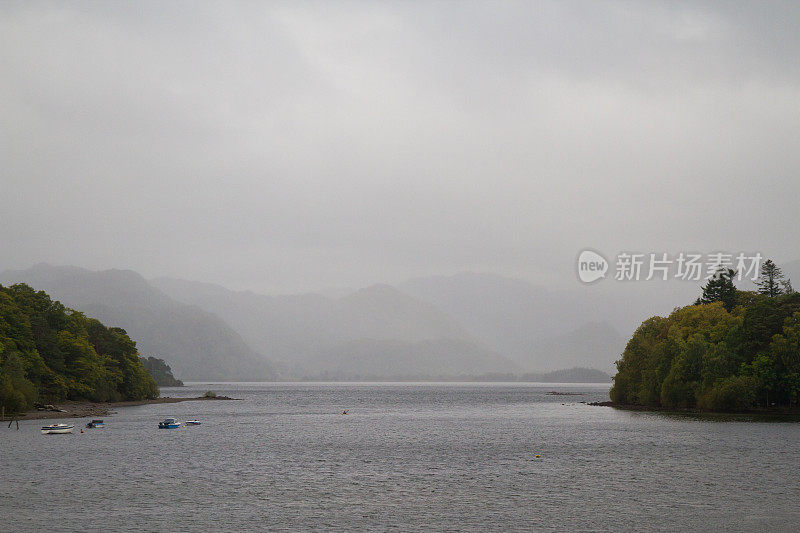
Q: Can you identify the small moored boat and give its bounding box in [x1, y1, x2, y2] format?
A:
[41, 423, 74, 435]
[86, 419, 105, 428]
[158, 417, 181, 429]
[185, 420, 201, 426]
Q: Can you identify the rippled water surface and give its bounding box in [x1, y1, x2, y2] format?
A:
[2, 383, 799, 532]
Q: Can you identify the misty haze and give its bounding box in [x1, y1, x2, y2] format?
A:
[2, 2, 800, 532]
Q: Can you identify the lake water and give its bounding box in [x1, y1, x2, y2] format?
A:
[2, 382, 799, 532]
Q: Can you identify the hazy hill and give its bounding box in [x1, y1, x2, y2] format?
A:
[530, 321, 625, 372]
[151, 277, 518, 377]
[337, 284, 472, 341]
[152, 279, 471, 345]
[524, 367, 612, 383]
[399, 272, 625, 371]
[0, 264, 276, 381]
[296, 338, 519, 380]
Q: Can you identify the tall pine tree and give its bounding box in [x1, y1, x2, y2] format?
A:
[696, 267, 738, 311]
[756, 259, 786, 297]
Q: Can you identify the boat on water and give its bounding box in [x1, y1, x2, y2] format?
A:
[41, 423, 74, 435]
[158, 417, 181, 429]
[85, 419, 105, 428]
[185, 420, 201, 426]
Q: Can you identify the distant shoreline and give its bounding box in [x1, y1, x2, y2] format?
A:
[12, 395, 239, 422]
[183, 378, 613, 384]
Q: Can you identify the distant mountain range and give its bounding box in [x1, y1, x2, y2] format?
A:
[2, 264, 627, 381]
[150, 277, 522, 377]
[151, 273, 626, 375]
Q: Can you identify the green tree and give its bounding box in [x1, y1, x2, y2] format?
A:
[610, 316, 669, 405]
[697, 375, 758, 412]
[741, 353, 779, 406]
[766, 312, 800, 405]
[757, 259, 785, 297]
[0, 348, 37, 414]
[696, 268, 738, 311]
[660, 334, 705, 408]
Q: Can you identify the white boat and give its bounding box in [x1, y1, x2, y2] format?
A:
[185, 420, 201, 426]
[41, 423, 74, 435]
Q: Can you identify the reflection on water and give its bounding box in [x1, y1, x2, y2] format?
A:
[651, 410, 800, 423]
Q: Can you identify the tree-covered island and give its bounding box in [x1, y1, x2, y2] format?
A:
[610, 260, 800, 412]
[0, 284, 159, 414]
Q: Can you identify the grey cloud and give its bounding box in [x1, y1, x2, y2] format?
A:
[1, 1, 798, 293]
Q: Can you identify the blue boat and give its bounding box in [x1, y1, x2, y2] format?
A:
[158, 417, 181, 429]
[86, 419, 105, 428]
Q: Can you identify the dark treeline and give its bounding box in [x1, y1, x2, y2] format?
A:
[140, 356, 184, 387]
[0, 284, 158, 413]
[611, 260, 800, 411]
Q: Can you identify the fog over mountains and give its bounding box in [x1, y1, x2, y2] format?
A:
[152, 271, 626, 377]
[150, 277, 516, 378]
[9, 260, 797, 381]
[0, 264, 629, 380]
[398, 273, 625, 370]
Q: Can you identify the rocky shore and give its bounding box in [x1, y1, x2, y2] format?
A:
[587, 401, 659, 411]
[14, 394, 239, 421]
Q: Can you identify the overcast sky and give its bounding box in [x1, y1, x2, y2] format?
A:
[2, 1, 799, 293]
